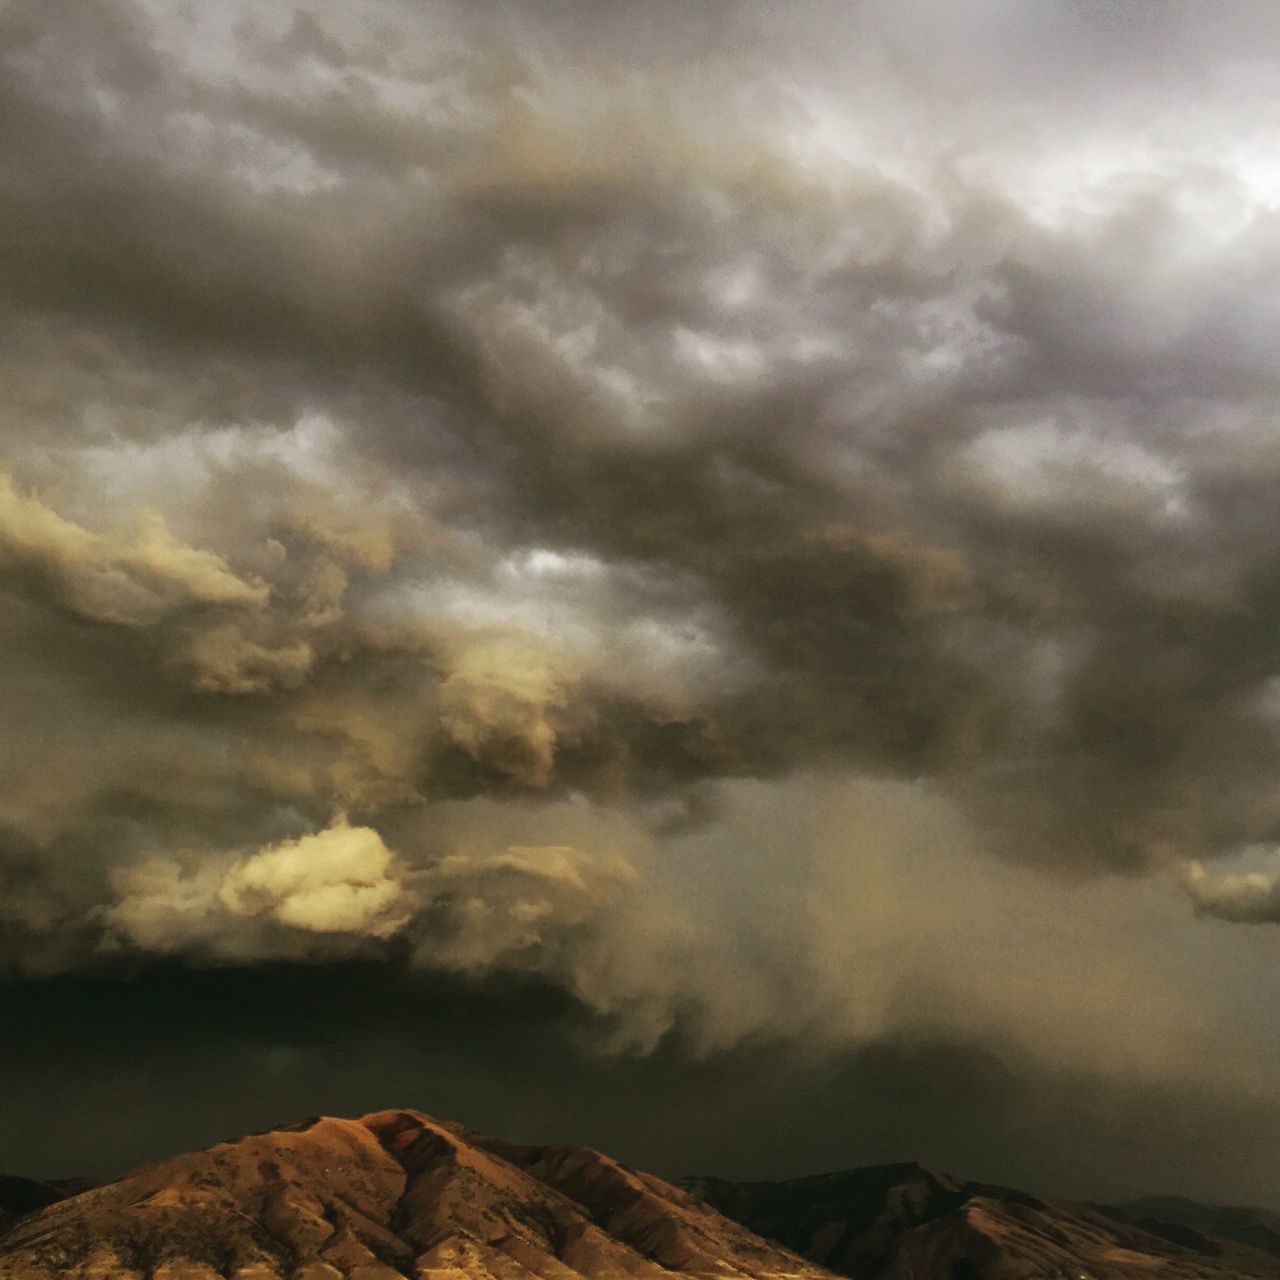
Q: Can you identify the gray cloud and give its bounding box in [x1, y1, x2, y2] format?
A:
[4, 0, 1280, 1168]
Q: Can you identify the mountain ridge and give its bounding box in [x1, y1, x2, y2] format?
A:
[686, 1162, 1280, 1280]
[0, 1109, 830, 1280]
[4, 1113, 1280, 1279]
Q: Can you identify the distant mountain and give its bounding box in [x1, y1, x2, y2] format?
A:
[1106, 1194, 1280, 1261]
[687, 1163, 1280, 1279]
[0, 1110, 831, 1280]
[0, 1176, 67, 1238]
[5, 1115, 1280, 1279]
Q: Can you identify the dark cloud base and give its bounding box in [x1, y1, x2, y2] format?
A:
[2, 960, 1277, 1210]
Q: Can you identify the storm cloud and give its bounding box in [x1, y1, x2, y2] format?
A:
[4, 0, 1280, 1202]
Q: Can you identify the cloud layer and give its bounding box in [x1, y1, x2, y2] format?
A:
[4, 0, 1280, 1140]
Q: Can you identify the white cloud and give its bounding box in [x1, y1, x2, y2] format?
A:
[1184, 857, 1280, 924]
[219, 817, 415, 938]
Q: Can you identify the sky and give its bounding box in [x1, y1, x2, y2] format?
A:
[4, 0, 1280, 1205]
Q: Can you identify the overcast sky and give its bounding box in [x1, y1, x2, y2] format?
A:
[5, 0, 1280, 1204]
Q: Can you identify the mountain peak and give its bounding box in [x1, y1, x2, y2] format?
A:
[0, 1110, 830, 1280]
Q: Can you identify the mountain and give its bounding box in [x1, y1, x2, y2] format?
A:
[687, 1163, 1280, 1279]
[0, 1176, 69, 1239]
[1107, 1195, 1280, 1260]
[0, 1110, 833, 1280]
[5, 1115, 1280, 1280]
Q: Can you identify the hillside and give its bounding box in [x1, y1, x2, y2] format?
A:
[6, 1114, 1280, 1279]
[688, 1163, 1280, 1280]
[0, 1110, 829, 1280]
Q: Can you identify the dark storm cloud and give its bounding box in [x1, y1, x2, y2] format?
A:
[5, 0, 1280, 1166]
[4, 959, 1280, 1209]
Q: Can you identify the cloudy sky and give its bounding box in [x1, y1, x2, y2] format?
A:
[5, 0, 1280, 1204]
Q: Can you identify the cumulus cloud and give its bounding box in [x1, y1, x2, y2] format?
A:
[103, 859, 230, 955]
[1184, 858, 1280, 924]
[218, 817, 415, 937]
[101, 810, 646, 1015]
[103, 817, 418, 956]
[412, 841, 637, 976]
[0, 471, 267, 624]
[184, 624, 315, 694]
[437, 639, 572, 787]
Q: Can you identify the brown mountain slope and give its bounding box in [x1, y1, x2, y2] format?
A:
[8, 1117, 1280, 1280]
[1106, 1194, 1280, 1260]
[0, 1110, 833, 1280]
[687, 1164, 1280, 1280]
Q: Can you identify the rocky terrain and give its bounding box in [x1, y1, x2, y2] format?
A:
[0, 1110, 831, 1280]
[688, 1162, 1280, 1279]
[4, 1114, 1280, 1279]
